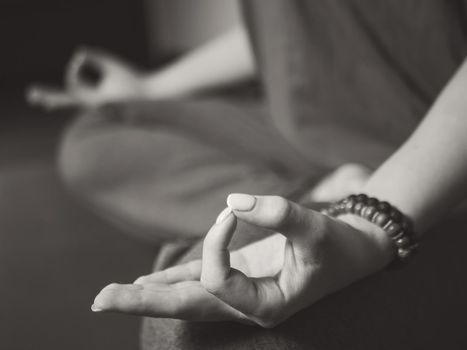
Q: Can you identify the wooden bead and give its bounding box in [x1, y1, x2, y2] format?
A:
[395, 236, 410, 248]
[362, 206, 377, 220]
[373, 213, 390, 227]
[336, 202, 346, 214]
[391, 231, 405, 241]
[390, 209, 403, 223]
[386, 222, 402, 237]
[345, 200, 355, 211]
[356, 194, 368, 203]
[397, 248, 411, 262]
[377, 201, 391, 213]
[353, 202, 365, 215]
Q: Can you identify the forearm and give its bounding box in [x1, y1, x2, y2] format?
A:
[361, 58, 467, 235]
[141, 25, 256, 99]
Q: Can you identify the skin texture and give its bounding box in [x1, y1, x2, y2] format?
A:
[90, 54, 467, 325]
[27, 21, 467, 326]
[26, 26, 255, 109]
[27, 48, 144, 109]
[93, 194, 393, 327]
[361, 58, 467, 234]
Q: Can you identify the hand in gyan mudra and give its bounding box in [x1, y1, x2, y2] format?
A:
[27, 48, 143, 110]
[93, 194, 392, 327]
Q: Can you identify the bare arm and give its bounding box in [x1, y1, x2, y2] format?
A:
[90, 57, 467, 330]
[27, 25, 255, 109]
[142, 25, 256, 99]
[361, 58, 467, 234]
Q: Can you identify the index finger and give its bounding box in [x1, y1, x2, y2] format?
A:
[26, 85, 78, 109]
[66, 51, 88, 90]
[200, 209, 283, 319]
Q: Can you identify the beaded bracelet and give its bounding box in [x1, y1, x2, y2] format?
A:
[321, 194, 419, 265]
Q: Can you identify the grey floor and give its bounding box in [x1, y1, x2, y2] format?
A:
[0, 91, 156, 350]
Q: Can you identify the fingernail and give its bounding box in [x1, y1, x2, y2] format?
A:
[91, 304, 102, 312]
[215, 207, 232, 224]
[227, 193, 256, 211]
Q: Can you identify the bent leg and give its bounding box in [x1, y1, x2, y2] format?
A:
[58, 99, 323, 243]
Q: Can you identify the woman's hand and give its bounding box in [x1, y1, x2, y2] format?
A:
[92, 194, 394, 327]
[26, 48, 144, 110]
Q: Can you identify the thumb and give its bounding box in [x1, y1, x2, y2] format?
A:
[65, 47, 117, 90]
[65, 49, 89, 90]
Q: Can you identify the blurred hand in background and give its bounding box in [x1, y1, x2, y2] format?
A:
[26, 26, 256, 111]
[26, 47, 144, 110]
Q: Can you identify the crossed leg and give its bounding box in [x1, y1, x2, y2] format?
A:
[58, 98, 324, 243]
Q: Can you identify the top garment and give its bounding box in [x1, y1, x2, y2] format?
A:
[242, 0, 467, 165]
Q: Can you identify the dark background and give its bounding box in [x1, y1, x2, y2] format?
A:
[0, 0, 149, 88]
[0, 1, 239, 348]
[0, 1, 154, 349]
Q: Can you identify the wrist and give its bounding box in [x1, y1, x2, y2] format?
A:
[337, 214, 394, 269]
[323, 194, 419, 267]
[140, 67, 195, 100]
[360, 180, 424, 235]
[139, 74, 162, 99]
[139, 72, 170, 99]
